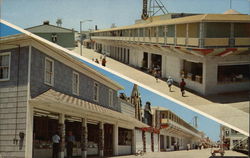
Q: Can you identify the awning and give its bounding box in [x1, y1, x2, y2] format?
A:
[29, 89, 148, 128]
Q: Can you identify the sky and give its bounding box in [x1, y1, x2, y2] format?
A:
[1, 0, 248, 141]
[1, 0, 250, 31]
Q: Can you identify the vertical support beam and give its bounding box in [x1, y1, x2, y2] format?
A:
[81, 118, 87, 158]
[59, 114, 65, 158]
[25, 104, 33, 158]
[230, 23, 234, 47]
[199, 22, 205, 48]
[131, 129, 136, 154]
[186, 24, 189, 46]
[169, 136, 172, 149]
[147, 53, 151, 69]
[113, 123, 118, 156]
[174, 24, 177, 46]
[99, 122, 104, 157]
[25, 44, 33, 158]
[164, 25, 168, 45]
[163, 135, 166, 149]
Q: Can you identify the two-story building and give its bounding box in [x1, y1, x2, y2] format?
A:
[90, 11, 250, 95]
[26, 21, 77, 49]
[151, 106, 202, 151]
[0, 20, 149, 158]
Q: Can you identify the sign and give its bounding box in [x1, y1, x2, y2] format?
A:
[141, 0, 149, 20]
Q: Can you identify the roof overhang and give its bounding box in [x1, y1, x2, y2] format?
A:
[29, 89, 148, 128]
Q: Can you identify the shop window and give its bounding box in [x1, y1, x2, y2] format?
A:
[72, 71, 79, 95]
[118, 128, 132, 145]
[44, 57, 54, 86]
[182, 60, 203, 83]
[217, 64, 250, 83]
[87, 123, 99, 148]
[93, 82, 99, 102]
[0, 52, 11, 81]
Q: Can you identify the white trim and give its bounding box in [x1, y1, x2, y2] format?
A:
[27, 45, 32, 99]
[93, 82, 99, 102]
[72, 71, 79, 96]
[0, 52, 11, 81]
[109, 89, 114, 107]
[44, 57, 54, 86]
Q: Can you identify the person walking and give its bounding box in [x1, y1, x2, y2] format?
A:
[167, 76, 174, 92]
[154, 70, 160, 82]
[187, 143, 190, 151]
[180, 78, 186, 97]
[95, 58, 99, 64]
[52, 132, 60, 158]
[66, 131, 75, 158]
[102, 57, 106, 67]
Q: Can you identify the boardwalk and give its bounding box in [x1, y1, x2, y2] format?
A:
[72, 46, 249, 135]
[111, 149, 247, 158]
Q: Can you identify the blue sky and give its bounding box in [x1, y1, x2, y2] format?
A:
[1, 0, 250, 31]
[2, 0, 247, 141]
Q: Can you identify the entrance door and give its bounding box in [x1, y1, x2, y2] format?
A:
[104, 124, 113, 156]
[143, 52, 148, 68]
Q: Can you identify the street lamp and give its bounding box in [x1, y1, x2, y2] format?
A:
[80, 20, 92, 56]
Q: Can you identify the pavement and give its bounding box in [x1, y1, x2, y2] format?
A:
[108, 149, 248, 158]
[71, 46, 249, 136]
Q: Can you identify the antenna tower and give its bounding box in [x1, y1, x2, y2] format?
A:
[148, 0, 169, 17]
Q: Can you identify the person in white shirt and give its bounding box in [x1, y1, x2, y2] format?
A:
[52, 132, 60, 158]
[167, 76, 174, 92]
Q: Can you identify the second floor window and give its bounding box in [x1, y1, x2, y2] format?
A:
[0, 52, 11, 81]
[44, 57, 54, 86]
[93, 82, 99, 102]
[72, 72, 79, 95]
[109, 89, 113, 106]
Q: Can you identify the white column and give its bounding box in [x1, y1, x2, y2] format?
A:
[25, 104, 33, 158]
[99, 122, 104, 157]
[163, 135, 166, 149]
[132, 129, 136, 154]
[113, 124, 118, 156]
[148, 53, 151, 69]
[81, 118, 87, 158]
[59, 114, 65, 158]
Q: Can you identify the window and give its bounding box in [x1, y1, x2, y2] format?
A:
[0, 52, 11, 81]
[108, 89, 113, 106]
[44, 57, 54, 86]
[51, 33, 57, 43]
[72, 72, 79, 95]
[118, 128, 132, 145]
[93, 82, 99, 102]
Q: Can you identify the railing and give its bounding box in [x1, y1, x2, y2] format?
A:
[204, 38, 229, 47]
[235, 38, 250, 46]
[92, 36, 248, 48]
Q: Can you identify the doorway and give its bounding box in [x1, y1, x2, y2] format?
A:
[104, 124, 113, 156]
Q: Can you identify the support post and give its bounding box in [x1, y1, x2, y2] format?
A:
[81, 118, 87, 158]
[113, 123, 118, 156]
[59, 114, 65, 158]
[99, 122, 104, 157]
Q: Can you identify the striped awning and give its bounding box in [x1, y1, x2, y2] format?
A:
[30, 89, 148, 128]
